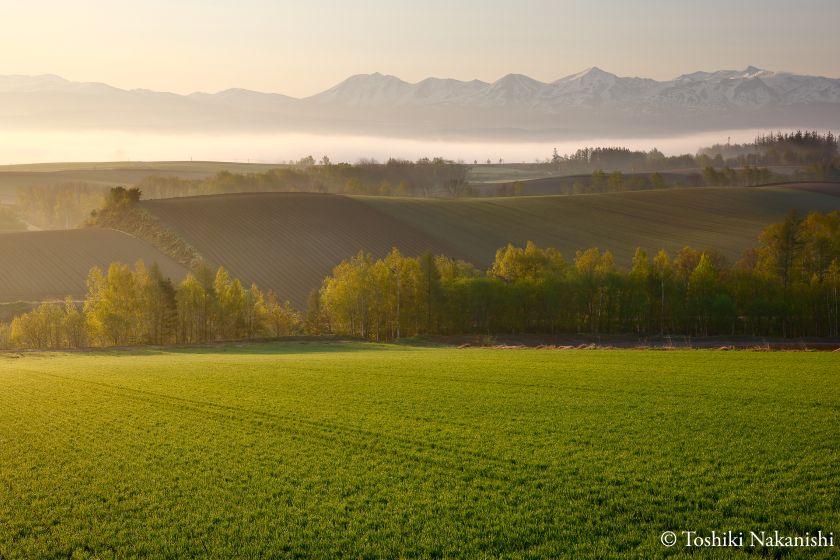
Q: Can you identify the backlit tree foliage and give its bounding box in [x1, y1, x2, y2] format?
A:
[1, 211, 838, 349]
[314, 211, 840, 340]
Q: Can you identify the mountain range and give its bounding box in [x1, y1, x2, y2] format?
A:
[1, 67, 838, 139]
[306, 67, 840, 110]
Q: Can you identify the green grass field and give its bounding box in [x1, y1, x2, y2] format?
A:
[1, 343, 838, 559]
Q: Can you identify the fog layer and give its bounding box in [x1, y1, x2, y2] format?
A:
[0, 129, 795, 165]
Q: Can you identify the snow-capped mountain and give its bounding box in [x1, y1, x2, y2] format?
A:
[469, 74, 546, 107]
[307, 73, 492, 107]
[542, 67, 659, 108]
[407, 77, 489, 105]
[300, 66, 840, 111]
[1, 67, 838, 137]
[308, 72, 415, 107]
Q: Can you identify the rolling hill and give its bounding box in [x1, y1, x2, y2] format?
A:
[362, 184, 840, 266]
[0, 229, 187, 302]
[139, 193, 466, 306]
[136, 185, 840, 307]
[3, 184, 838, 307]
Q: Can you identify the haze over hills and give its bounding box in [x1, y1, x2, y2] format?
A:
[2, 67, 839, 139]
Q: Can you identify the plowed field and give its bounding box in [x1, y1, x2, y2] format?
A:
[0, 229, 187, 302]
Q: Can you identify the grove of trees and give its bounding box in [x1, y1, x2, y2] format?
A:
[549, 146, 697, 174]
[699, 131, 838, 167]
[544, 131, 839, 185]
[16, 182, 108, 229]
[135, 158, 469, 200]
[2, 210, 838, 349]
[2, 262, 301, 350]
[314, 210, 840, 340]
[508, 166, 780, 197]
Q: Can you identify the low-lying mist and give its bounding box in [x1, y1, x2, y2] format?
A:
[0, 128, 797, 165]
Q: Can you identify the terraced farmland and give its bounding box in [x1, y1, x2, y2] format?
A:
[0, 229, 187, 302]
[1, 343, 838, 559]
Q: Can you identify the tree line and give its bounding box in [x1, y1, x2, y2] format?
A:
[0, 263, 301, 350]
[15, 183, 107, 229]
[14, 132, 838, 231]
[547, 131, 839, 177]
[135, 158, 469, 199]
[499, 166, 780, 197]
[699, 131, 838, 166]
[548, 146, 697, 174]
[2, 210, 838, 349]
[11, 160, 470, 230]
[313, 211, 840, 340]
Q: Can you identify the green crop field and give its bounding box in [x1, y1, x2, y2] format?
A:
[1, 343, 838, 559]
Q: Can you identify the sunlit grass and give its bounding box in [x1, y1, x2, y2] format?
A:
[1, 343, 838, 558]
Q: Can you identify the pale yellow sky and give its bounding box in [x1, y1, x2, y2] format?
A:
[1, 0, 837, 97]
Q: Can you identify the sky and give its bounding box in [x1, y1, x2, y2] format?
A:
[0, 0, 838, 97]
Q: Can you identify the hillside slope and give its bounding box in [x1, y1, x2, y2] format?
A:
[140, 193, 465, 306]
[136, 186, 840, 308]
[0, 229, 187, 302]
[362, 185, 840, 265]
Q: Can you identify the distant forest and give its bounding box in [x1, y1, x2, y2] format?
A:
[553, 131, 839, 172]
[10, 131, 840, 229]
[15, 158, 469, 229]
[3, 210, 839, 349]
[698, 131, 838, 166]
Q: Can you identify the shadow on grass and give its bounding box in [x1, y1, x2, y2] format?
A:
[9, 337, 425, 358]
[155, 340, 399, 356]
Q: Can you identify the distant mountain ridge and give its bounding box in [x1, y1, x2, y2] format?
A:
[1, 67, 839, 138]
[306, 67, 840, 110]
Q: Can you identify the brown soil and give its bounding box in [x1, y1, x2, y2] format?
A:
[0, 229, 187, 302]
[141, 192, 465, 307]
